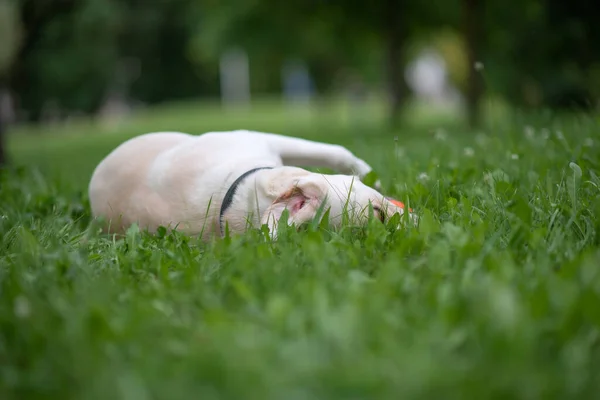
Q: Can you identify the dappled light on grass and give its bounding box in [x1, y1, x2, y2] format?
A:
[1, 106, 600, 399]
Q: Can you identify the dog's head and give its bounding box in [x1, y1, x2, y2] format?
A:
[260, 171, 415, 237]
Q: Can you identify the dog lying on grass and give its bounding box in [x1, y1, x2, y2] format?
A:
[88, 130, 416, 240]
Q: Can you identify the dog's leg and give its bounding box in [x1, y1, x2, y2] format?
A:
[265, 135, 373, 178]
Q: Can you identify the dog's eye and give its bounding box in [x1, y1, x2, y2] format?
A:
[373, 206, 385, 223]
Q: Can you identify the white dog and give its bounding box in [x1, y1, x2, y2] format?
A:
[88, 130, 414, 240]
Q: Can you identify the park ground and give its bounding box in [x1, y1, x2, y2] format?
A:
[1, 97, 600, 399]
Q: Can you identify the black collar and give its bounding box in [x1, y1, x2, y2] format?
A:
[219, 166, 274, 235]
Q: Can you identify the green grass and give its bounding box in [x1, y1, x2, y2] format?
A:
[1, 98, 600, 399]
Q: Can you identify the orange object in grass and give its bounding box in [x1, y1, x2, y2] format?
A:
[387, 197, 413, 212]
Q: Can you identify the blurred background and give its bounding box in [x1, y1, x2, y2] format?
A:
[0, 0, 598, 174]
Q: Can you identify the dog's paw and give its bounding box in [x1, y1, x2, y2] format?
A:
[354, 158, 373, 178]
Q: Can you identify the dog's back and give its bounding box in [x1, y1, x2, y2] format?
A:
[89, 132, 193, 233]
[88, 130, 282, 234]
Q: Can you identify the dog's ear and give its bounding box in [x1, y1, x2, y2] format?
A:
[260, 184, 319, 239]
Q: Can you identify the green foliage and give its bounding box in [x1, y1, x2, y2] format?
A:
[10, 0, 220, 119]
[484, 0, 600, 108]
[1, 101, 600, 398]
[5, 0, 598, 121]
[0, 0, 21, 74]
[25, 0, 121, 112]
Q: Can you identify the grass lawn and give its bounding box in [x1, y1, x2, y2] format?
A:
[1, 97, 600, 399]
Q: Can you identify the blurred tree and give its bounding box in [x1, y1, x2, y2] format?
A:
[7, 0, 220, 124]
[118, 0, 219, 104]
[188, 0, 446, 125]
[0, 0, 22, 166]
[483, 0, 599, 110]
[8, 0, 81, 121]
[463, 0, 484, 128]
[543, 0, 598, 109]
[3, 0, 597, 132]
[382, 0, 410, 125]
[327, 0, 463, 125]
[187, 0, 352, 94]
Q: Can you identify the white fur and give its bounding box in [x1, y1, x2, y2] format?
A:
[88, 130, 415, 240]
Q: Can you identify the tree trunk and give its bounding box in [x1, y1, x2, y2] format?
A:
[0, 84, 6, 168]
[464, 0, 484, 129]
[8, 0, 77, 124]
[383, 0, 408, 126]
[0, 111, 6, 168]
